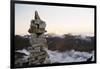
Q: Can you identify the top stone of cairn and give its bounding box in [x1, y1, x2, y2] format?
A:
[28, 11, 46, 34]
[35, 11, 40, 20]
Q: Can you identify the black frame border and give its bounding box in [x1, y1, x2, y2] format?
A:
[10, 0, 97, 68]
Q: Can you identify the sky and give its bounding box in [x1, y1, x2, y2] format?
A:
[15, 3, 94, 36]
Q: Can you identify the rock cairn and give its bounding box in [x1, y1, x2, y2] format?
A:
[28, 11, 51, 65]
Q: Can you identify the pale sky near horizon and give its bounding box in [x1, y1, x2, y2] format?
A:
[15, 3, 94, 36]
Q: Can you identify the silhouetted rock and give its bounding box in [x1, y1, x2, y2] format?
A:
[86, 56, 92, 62]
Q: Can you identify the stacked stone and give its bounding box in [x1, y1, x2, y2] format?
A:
[28, 11, 51, 65]
[28, 45, 49, 65]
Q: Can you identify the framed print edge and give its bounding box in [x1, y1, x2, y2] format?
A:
[10, 0, 97, 68]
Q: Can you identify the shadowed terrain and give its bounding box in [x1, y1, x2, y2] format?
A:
[14, 34, 94, 52]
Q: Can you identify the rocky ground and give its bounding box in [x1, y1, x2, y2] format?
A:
[14, 34, 95, 68]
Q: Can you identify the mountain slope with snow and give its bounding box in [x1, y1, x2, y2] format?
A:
[46, 49, 94, 63]
[16, 49, 94, 64]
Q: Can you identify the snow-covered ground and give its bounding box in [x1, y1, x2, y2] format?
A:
[16, 49, 94, 63]
[46, 49, 94, 63]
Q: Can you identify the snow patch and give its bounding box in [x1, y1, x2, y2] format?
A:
[46, 50, 94, 63]
[15, 48, 94, 63]
[16, 49, 30, 56]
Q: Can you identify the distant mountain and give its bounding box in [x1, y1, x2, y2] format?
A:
[46, 34, 94, 52]
[14, 34, 94, 52]
[15, 35, 31, 50]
